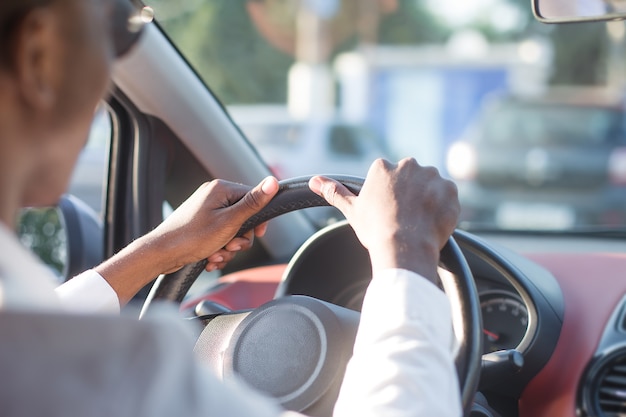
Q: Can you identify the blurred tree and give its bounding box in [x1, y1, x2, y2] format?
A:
[18, 208, 66, 278]
[548, 22, 609, 86]
[469, 0, 610, 85]
[150, 0, 449, 104]
[378, 0, 450, 44]
[153, 0, 294, 104]
[149, 0, 613, 101]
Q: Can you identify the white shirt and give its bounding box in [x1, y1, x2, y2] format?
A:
[0, 223, 461, 417]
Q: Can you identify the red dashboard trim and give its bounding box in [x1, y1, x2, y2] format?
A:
[519, 252, 626, 417]
[185, 253, 626, 416]
[182, 264, 285, 312]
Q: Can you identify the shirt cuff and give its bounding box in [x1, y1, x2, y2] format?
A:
[361, 268, 453, 349]
[55, 270, 120, 314]
[334, 268, 461, 417]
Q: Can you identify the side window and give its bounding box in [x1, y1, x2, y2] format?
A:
[17, 105, 112, 281]
[67, 106, 111, 217]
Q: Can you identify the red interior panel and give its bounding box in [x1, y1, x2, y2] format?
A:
[519, 252, 626, 417]
[186, 252, 626, 416]
[182, 264, 285, 311]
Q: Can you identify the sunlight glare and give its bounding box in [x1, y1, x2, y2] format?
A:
[425, 0, 524, 33]
[425, 0, 498, 27]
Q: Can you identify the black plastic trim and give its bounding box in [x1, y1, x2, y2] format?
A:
[454, 230, 564, 399]
[578, 295, 626, 416]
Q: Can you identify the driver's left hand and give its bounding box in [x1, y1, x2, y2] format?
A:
[152, 177, 280, 274]
[94, 176, 279, 305]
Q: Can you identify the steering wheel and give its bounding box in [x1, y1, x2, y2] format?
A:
[141, 175, 482, 416]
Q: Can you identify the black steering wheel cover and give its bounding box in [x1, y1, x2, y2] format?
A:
[142, 176, 363, 308]
[142, 175, 482, 414]
[276, 220, 482, 415]
[440, 236, 483, 413]
[237, 175, 363, 234]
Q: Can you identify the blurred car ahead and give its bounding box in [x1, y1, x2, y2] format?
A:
[447, 89, 626, 231]
[228, 105, 389, 179]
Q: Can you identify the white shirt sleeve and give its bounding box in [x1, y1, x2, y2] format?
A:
[333, 268, 462, 417]
[50, 267, 461, 417]
[55, 270, 120, 314]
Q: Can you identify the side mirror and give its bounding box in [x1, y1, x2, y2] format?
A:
[533, 0, 626, 23]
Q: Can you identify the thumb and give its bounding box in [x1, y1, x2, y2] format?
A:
[309, 176, 355, 217]
[230, 176, 279, 222]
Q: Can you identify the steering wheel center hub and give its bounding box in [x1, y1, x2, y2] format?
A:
[223, 296, 357, 411]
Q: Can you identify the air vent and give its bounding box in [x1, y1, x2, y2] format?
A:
[598, 361, 626, 414]
[616, 301, 626, 333]
[580, 348, 626, 416]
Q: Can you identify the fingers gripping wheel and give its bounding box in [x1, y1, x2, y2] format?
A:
[141, 175, 482, 415]
[141, 175, 363, 305]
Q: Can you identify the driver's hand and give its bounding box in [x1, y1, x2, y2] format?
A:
[151, 176, 279, 274]
[308, 158, 459, 283]
[204, 227, 268, 272]
[94, 177, 279, 306]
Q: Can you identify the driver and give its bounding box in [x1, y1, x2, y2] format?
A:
[0, 1, 461, 416]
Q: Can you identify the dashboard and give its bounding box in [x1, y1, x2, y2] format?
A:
[271, 222, 563, 414]
[478, 287, 528, 354]
[186, 222, 626, 417]
[493, 235, 626, 417]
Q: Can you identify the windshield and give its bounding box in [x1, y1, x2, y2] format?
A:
[482, 103, 626, 146]
[146, 0, 626, 233]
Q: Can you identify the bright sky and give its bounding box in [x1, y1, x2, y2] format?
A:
[425, 0, 525, 32]
[426, 0, 495, 25]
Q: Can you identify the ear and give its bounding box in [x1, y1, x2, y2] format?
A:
[12, 7, 63, 111]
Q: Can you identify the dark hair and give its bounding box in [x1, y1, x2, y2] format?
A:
[0, 0, 53, 68]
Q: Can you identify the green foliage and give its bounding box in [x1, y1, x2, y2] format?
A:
[149, 0, 448, 104]
[461, 0, 610, 86]
[18, 208, 66, 278]
[149, 0, 613, 103]
[152, 0, 294, 104]
[378, 0, 450, 44]
[549, 23, 609, 85]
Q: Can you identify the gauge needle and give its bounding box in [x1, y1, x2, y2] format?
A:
[483, 329, 500, 342]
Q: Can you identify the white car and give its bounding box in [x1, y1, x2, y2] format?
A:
[228, 105, 389, 179]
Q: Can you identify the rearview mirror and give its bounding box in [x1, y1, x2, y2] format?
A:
[533, 0, 626, 23]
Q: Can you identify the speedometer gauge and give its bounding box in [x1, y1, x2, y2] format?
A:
[480, 290, 529, 354]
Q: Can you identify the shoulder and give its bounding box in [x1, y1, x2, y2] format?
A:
[0, 309, 200, 417]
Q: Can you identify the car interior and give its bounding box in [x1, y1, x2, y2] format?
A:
[18, 0, 626, 416]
